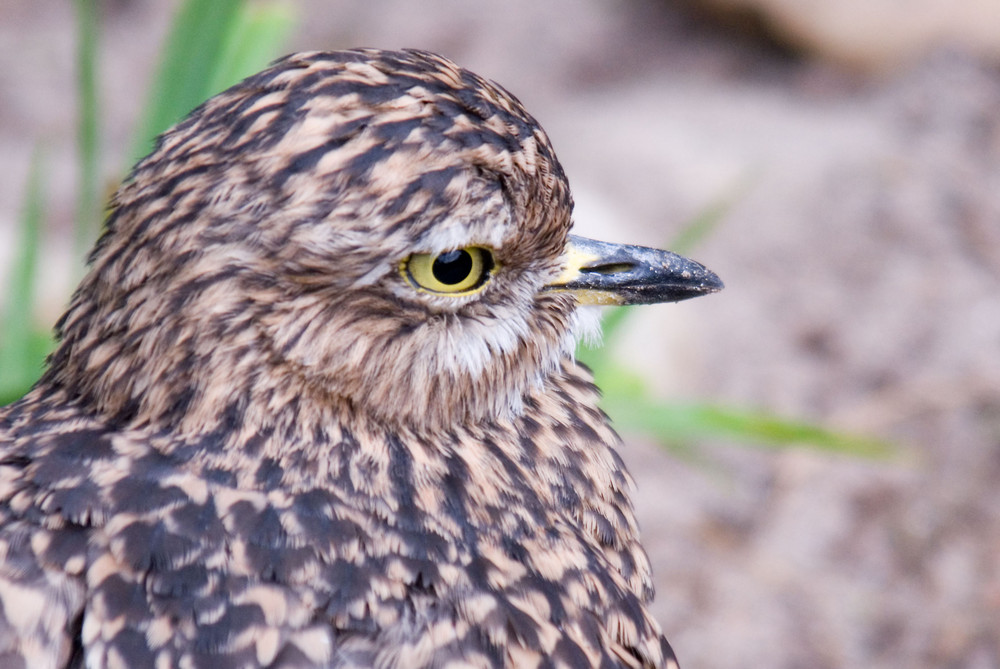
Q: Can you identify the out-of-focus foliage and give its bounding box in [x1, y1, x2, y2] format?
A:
[0, 0, 294, 405]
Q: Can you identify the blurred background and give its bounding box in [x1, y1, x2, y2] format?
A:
[2, 1, 1000, 666]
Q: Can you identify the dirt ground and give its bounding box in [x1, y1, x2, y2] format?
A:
[1, 1, 999, 667]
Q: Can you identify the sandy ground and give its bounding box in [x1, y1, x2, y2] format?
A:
[1, 1, 999, 667]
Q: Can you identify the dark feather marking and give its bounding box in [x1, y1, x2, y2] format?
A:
[240, 431, 269, 458]
[279, 134, 354, 184]
[502, 600, 542, 652]
[332, 80, 411, 106]
[373, 116, 423, 144]
[345, 142, 394, 181]
[500, 534, 530, 564]
[270, 644, 316, 668]
[66, 611, 85, 668]
[554, 634, 594, 669]
[108, 628, 158, 666]
[382, 166, 459, 221]
[148, 562, 210, 600]
[323, 562, 379, 619]
[39, 525, 87, 566]
[551, 478, 583, 512]
[454, 82, 500, 122]
[220, 102, 286, 149]
[247, 505, 286, 548]
[163, 385, 196, 422]
[0, 454, 31, 470]
[386, 434, 418, 524]
[97, 573, 149, 621]
[255, 456, 284, 488]
[238, 89, 314, 155]
[169, 496, 225, 543]
[110, 477, 188, 515]
[116, 519, 193, 571]
[439, 452, 482, 548]
[40, 481, 104, 526]
[194, 603, 267, 652]
[144, 162, 216, 204]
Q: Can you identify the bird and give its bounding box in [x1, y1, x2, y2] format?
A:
[0, 49, 721, 668]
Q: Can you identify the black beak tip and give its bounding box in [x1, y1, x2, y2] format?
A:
[649, 258, 724, 304]
[696, 268, 725, 294]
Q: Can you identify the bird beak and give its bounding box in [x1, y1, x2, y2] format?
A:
[546, 235, 724, 305]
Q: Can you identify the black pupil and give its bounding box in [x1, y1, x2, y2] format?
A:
[432, 250, 474, 285]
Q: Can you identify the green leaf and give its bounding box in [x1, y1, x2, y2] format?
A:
[128, 0, 244, 165]
[604, 396, 894, 459]
[74, 0, 101, 260]
[129, 0, 296, 166]
[205, 1, 296, 96]
[0, 150, 54, 404]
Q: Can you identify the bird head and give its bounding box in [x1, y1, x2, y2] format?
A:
[44, 49, 720, 437]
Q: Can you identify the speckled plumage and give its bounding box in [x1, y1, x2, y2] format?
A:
[0, 49, 716, 668]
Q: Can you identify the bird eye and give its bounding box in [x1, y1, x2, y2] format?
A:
[402, 247, 496, 295]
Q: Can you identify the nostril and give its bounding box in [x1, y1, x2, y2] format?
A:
[581, 263, 635, 276]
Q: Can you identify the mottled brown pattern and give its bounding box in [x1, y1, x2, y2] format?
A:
[0, 49, 679, 668]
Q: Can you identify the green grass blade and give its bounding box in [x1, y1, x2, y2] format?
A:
[74, 0, 101, 260]
[129, 0, 296, 167]
[205, 2, 296, 96]
[587, 354, 892, 458]
[605, 396, 894, 459]
[0, 150, 53, 405]
[667, 174, 752, 256]
[128, 0, 244, 165]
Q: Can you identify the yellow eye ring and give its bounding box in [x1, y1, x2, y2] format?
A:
[401, 247, 496, 295]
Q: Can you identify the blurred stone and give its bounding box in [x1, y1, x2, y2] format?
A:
[690, 0, 1000, 70]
